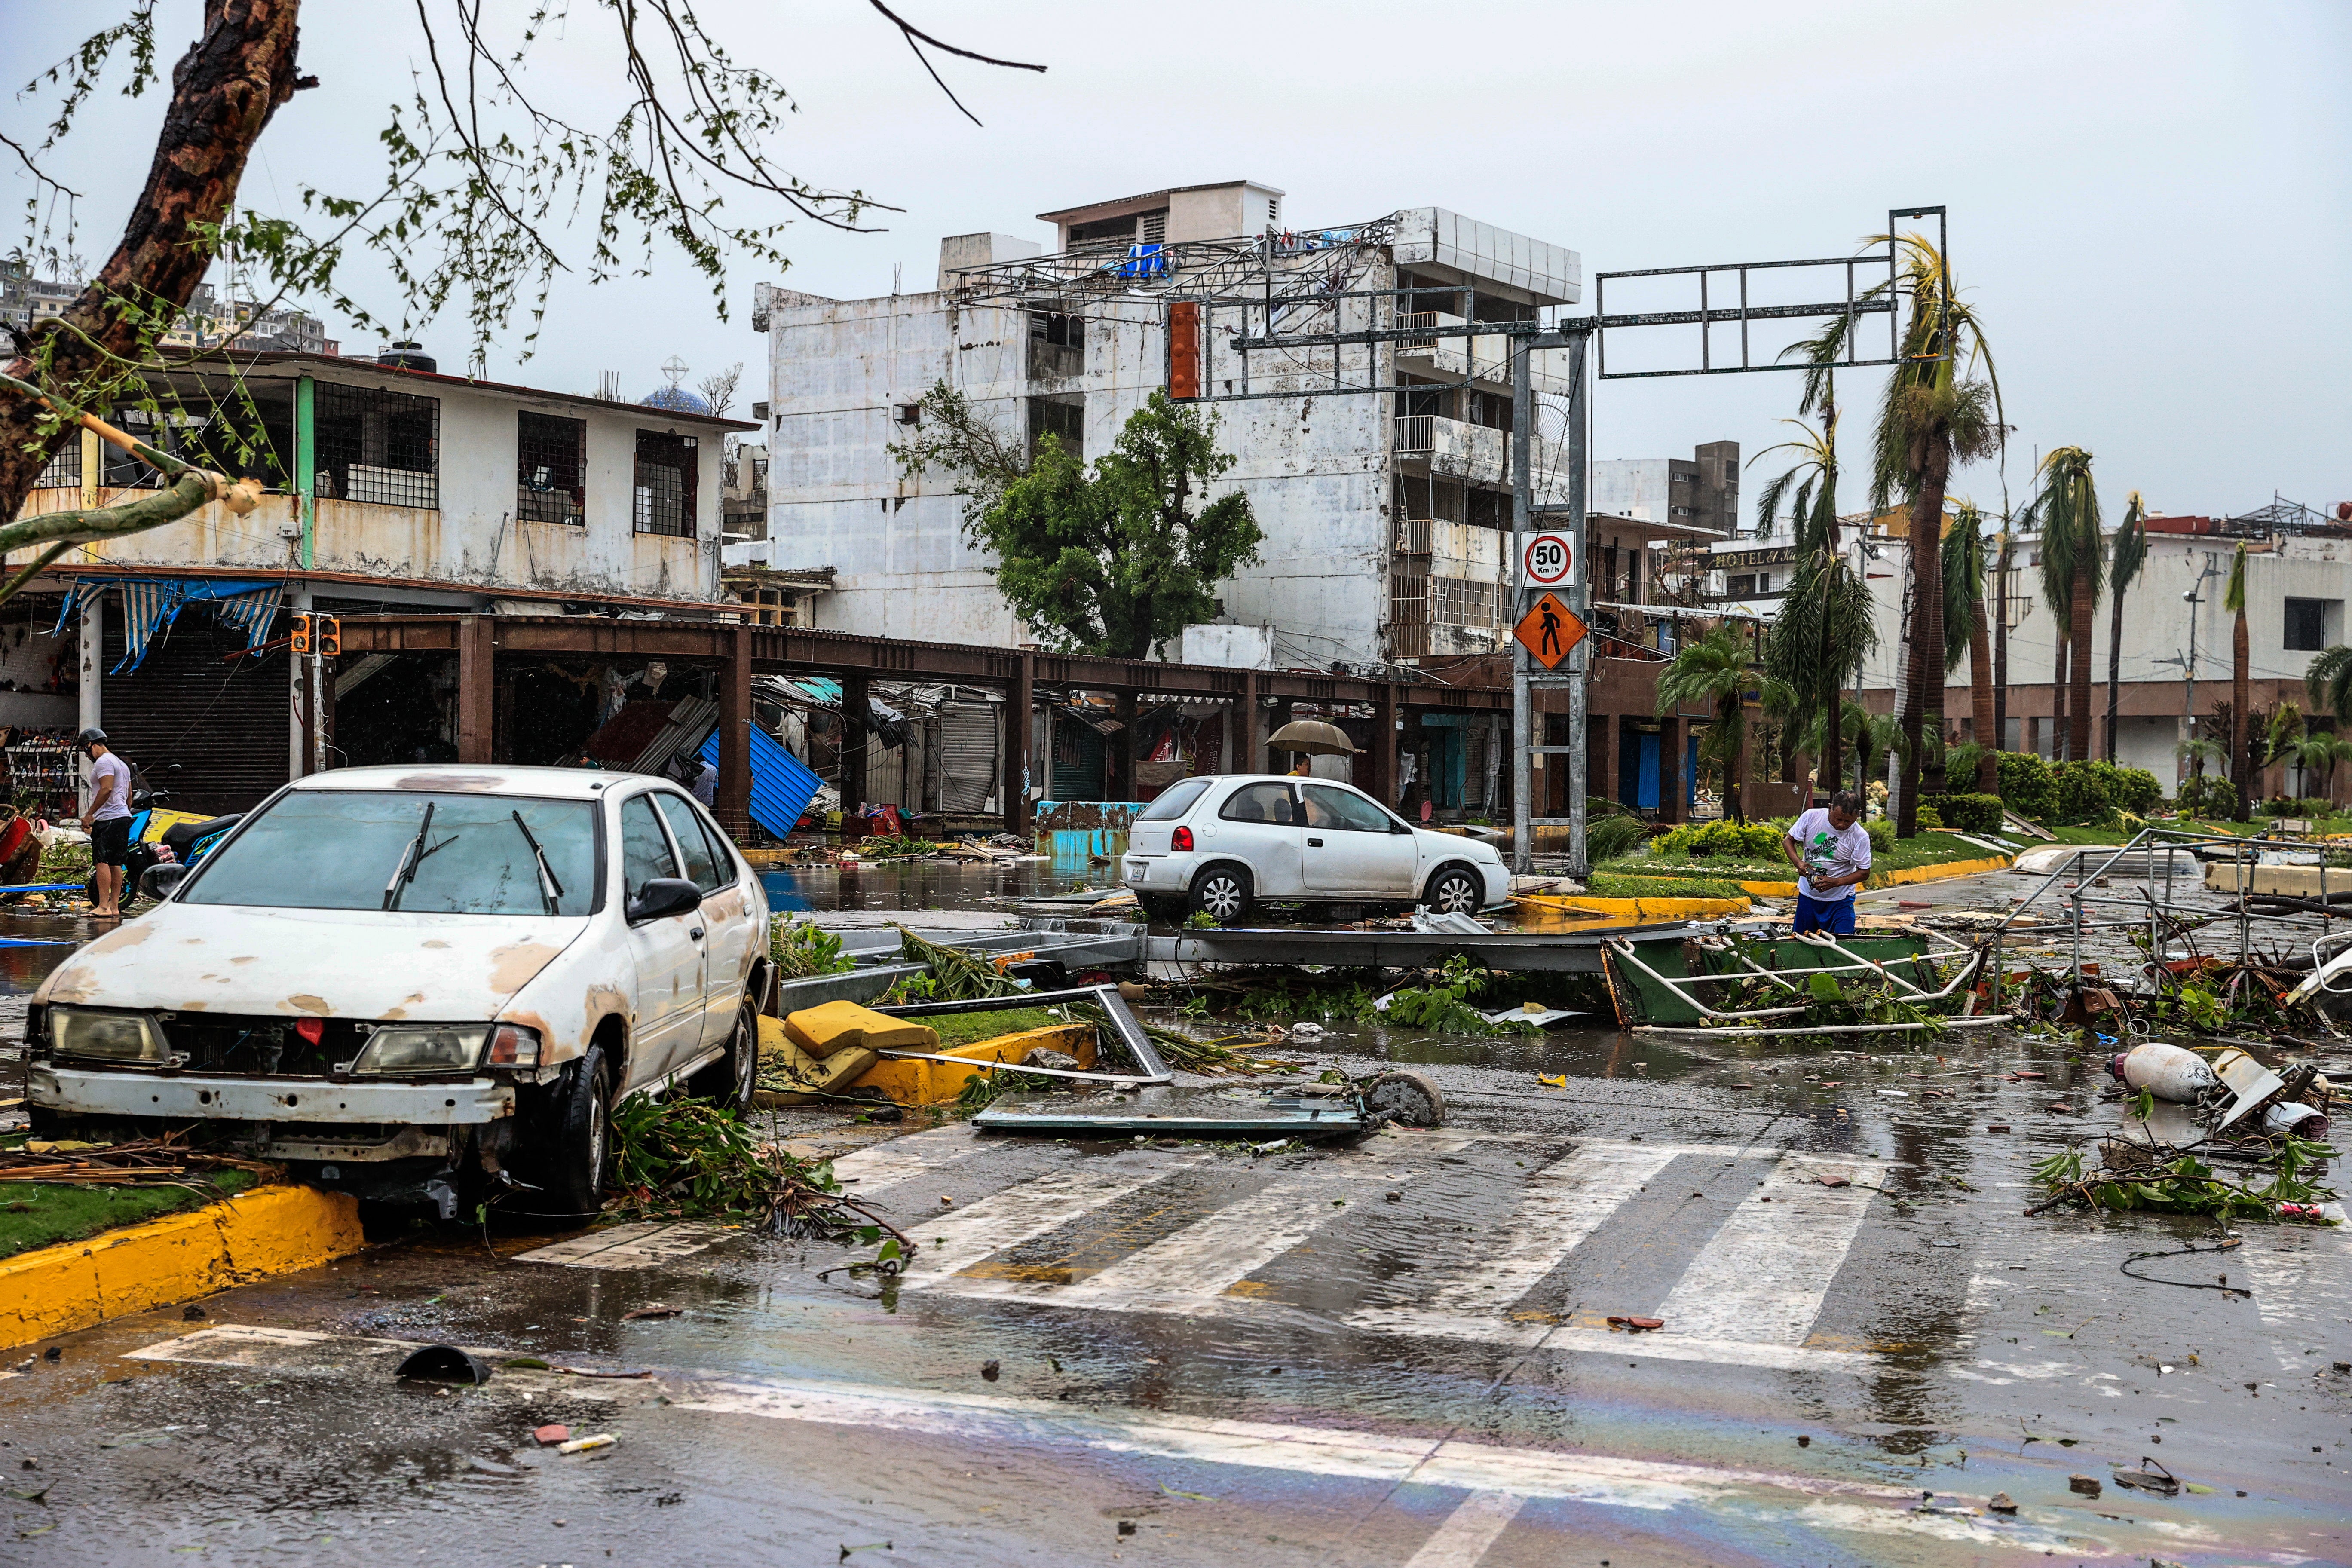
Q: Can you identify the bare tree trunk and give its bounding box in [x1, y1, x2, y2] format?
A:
[2068, 568, 2096, 763]
[1970, 599, 1997, 792]
[2233, 611, 2251, 820]
[2053, 634, 2069, 762]
[1894, 439, 1951, 836]
[1991, 535, 2011, 758]
[0, 2, 306, 518]
[2104, 567, 2129, 763]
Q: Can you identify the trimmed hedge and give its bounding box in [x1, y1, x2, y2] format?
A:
[1926, 793, 2006, 834]
[1988, 754, 2162, 824]
[1652, 818, 1786, 859]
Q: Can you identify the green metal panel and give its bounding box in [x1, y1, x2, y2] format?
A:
[293, 376, 315, 570]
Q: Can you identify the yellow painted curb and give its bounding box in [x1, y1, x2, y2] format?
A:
[1739, 853, 2012, 898]
[1512, 892, 1750, 921]
[0, 1183, 365, 1350]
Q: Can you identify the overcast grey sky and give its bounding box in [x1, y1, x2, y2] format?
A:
[12, 1, 2348, 521]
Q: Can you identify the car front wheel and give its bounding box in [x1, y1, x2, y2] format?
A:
[1188, 864, 1253, 925]
[521, 1043, 612, 1220]
[1424, 864, 1485, 916]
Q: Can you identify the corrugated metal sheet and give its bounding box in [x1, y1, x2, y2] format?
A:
[100, 599, 291, 817]
[628, 697, 717, 776]
[1050, 717, 1104, 802]
[698, 726, 823, 838]
[938, 701, 997, 812]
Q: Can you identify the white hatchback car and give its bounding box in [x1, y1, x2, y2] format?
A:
[1121, 774, 1510, 923]
[25, 766, 769, 1216]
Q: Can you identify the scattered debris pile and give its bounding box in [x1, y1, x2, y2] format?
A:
[606, 1095, 912, 1249]
[2027, 1039, 2340, 1223]
[0, 1135, 277, 1191]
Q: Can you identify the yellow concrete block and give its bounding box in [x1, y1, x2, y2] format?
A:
[0, 1183, 366, 1350]
[753, 1016, 880, 1107]
[848, 1024, 1098, 1106]
[2204, 862, 2340, 898]
[783, 999, 940, 1060]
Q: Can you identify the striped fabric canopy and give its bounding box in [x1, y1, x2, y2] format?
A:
[53, 578, 284, 674]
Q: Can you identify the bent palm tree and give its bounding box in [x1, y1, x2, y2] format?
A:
[1657, 620, 1771, 824]
[2104, 493, 2147, 762]
[2226, 542, 2251, 820]
[2021, 447, 2103, 763]
[1942, 502, 1997, 790]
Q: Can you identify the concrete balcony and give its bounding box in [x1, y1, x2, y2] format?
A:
[1392, 414, 1507, 484]
[1393, 312, 1580, 392]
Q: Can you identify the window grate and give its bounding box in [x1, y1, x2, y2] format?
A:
[315, 382, 439, 509]
[633, 429, 698, 537]
[517, 410, 587, 524]
[32, 437, 79, 490]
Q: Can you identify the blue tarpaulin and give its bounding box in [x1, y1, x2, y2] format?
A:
[699, 727, 824, 839]
[54, 577, 282, 673]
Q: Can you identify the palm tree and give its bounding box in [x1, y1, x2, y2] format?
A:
[2021, 447, 2102, 763]
[2226, 542, 2251, 821]
[1755, 416, 1871, 808]
[2295, 732, 2352, 807]
[1657, 620, 1772, 824]
[2103, 493, 2148, 762]
[1788, 241, 2003, 832]
[2307, 643, 2352, 729]
[1942, 502, 1997, 791]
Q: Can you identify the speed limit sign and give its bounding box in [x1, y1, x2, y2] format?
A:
[1521, 531, 1573, 587]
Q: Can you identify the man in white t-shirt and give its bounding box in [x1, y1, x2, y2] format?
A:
[1781, 788, 1871, 935]
[78, 728, 134, 919]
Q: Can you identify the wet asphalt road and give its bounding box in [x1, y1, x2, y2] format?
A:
[3, 867, 2352, 1565]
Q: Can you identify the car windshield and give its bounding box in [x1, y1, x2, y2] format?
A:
[1137, 778, 1210, 821]
[182, 791, 599, 916]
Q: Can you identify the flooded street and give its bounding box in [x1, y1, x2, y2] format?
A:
[4, 871, 2350, 1565]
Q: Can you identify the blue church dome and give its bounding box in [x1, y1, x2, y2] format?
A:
[641, 386, 711, 413]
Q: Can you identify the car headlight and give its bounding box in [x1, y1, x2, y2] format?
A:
[485, 1023, 541, 1069]
[49, 1007, 168, 1064]
[352, 1024, 490, 1075]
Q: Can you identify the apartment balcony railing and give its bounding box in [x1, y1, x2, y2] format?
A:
[1392, 414, 1507, 484]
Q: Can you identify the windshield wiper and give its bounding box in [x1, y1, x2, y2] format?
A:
[510, 810, 566, 916]
[382, 802, 456, 910]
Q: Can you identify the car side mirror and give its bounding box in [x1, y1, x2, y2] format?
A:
[627, 876, 702, 925]
[140, 862, 189, 900]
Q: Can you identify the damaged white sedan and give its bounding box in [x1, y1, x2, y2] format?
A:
[25, 766, 769, 1216]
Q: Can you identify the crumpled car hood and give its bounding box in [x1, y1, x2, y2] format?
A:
[34, 903, 589, 1021]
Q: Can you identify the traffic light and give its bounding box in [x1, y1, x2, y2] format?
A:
[290, 611, 312, 654]
[317, 615, 340, 657]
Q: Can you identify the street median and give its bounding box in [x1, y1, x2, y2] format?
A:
[0, 1183, 365, 1350]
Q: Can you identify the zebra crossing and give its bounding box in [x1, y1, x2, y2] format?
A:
[822, 1127, 1898, 1372]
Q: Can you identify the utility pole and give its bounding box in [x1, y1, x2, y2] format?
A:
[1510, 325, 1589, 878]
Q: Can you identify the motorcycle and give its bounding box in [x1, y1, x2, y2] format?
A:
[99, 764, 243, 905]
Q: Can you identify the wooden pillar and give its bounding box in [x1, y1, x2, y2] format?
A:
[1377, 684, 1400, 803]
[1659, 714, 1687, 824]
[1115, 689, 1138, 800]
[1004, 652, 1034, 834]
[1235, 673, 1261, 774]
[717, 625, 752, 839]
[839, 670, 869, 816]
[456, 615, 495, 763]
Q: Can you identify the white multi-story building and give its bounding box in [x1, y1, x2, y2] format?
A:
[746, 181, 1583, 666]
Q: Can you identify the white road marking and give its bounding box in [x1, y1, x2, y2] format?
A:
[1650, 1155, 1886, 1345]
[1348, 1140, 1720, 1346]
[1402, 1490, 1524, 1567]
[826, 1124, 986, 1200]
[511, 1220, 733, 1270]
[965, 1133, 1471, 1310]
[118, 1328, 2111, 1554]
[680, 1375, 2077, 1550]
[901, 1154, 1212, 1291]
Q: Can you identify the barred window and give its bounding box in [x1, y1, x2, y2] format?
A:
[517, 411, 586, 524]
[633, 430, 698, 537]
[315, 383, 438, 509]
[32, 437, 80, 490]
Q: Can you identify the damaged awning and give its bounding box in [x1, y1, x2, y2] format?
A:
[55, 576, 283, 674]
